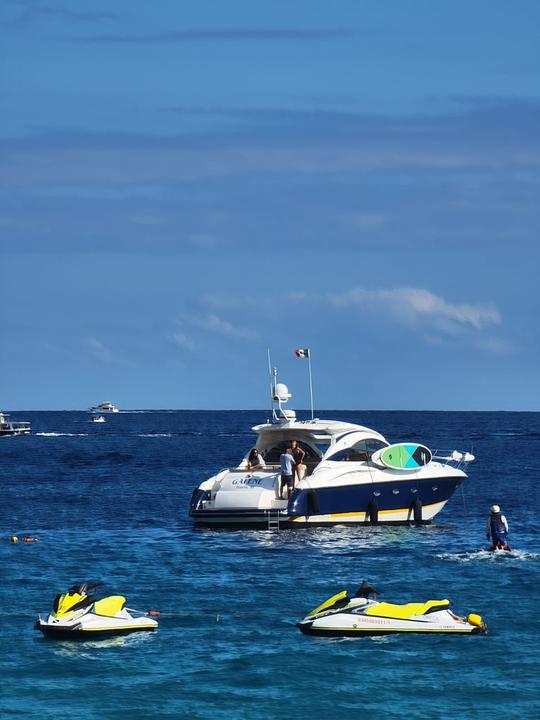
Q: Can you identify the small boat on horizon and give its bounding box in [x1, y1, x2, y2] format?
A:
[89, 402, 119, 413]
[0, 410, 31, 437]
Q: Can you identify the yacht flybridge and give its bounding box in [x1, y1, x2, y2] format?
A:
[189, 370, 474, 528]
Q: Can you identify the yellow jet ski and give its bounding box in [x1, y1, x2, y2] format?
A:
[297, 581, 487, 637]
[35, 582, 158, 639]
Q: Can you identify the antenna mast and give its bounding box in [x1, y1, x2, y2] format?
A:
[307, 350, 314, 420]
[267, 348, 277, 421]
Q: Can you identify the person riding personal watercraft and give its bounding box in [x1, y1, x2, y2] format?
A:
[35, 582, 158, 639]
[487, 505, 511, 551]
[296, 582, 487, 637]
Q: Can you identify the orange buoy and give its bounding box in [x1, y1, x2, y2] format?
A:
[147, 610, 160, 617]
[22, 536, 39, 543]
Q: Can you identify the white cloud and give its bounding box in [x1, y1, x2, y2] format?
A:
[475, 337, 513, 355]
[181, 313, 257, 340]
[189, 233, 224, 250]
[129, 213, 170, 226]
[330, 286, 501, 330]
[86, 336, 117, 362]
[170, 332, 195, 351]
[339, 212, 387, 230]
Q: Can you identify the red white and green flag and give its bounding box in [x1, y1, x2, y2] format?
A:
[294, 348, 310, 358]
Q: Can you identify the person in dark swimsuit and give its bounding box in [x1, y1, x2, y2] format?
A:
[291, 439, 306, 482]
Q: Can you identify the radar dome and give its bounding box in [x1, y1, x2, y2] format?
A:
[273, 383, 291, 403]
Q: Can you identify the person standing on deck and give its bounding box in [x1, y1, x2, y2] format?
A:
[486, 505, 511, 550]
[280, 447, 295, 499]
[291, 439, 306, 482]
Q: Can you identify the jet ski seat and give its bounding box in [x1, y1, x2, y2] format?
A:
[93, 595, 127, 617]
[365, 600, 450, 620]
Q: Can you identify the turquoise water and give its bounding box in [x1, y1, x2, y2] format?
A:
[2, 411, 540, 719]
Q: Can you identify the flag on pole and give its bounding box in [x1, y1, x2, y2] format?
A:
[294, 348, 310, 358]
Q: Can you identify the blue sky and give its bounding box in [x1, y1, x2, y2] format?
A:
[1, 0, 539, 410]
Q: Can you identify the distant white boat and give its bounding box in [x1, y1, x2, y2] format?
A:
[0, 410, 31, 437]
[89, 402, 119, 413]
[91, 415, 106, 423]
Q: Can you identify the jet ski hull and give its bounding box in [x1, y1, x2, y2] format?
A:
[297, 618, 485, 636]
[35, 619, 157, 640]
[297, 593, 487, 637]
[36, 583, 159, 640]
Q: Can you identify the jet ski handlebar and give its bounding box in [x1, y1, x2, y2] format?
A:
[68, 581, 102, 596]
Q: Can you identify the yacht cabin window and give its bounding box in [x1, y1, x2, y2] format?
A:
[262, 440, 320, 464]
[327, 438, 387, 462]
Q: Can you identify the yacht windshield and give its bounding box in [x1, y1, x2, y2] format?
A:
[263, 440, 318, 464]
[327, 438, 387, 462]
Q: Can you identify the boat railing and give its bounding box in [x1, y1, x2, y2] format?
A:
[228, 466, 281, 473]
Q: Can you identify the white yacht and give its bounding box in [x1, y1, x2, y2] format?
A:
[0, 410, 31, 437]
[89, 402, 119, 413]
[189, 371, 474, 528]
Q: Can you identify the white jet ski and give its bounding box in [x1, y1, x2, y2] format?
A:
[297, 581, 487, 637]
[35, 582, 158, 639]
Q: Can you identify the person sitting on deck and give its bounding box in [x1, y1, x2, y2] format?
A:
[246, 448, 266, 471]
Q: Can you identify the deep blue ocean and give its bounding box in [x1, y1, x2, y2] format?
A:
[2, 410, 540, 719]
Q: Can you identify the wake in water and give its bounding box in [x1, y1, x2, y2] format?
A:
[34, 432, 89, 437]
[436, 549, 540, 562]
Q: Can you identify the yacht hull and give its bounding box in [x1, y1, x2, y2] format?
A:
[190, 510, 435, 528]
[189, 474, 463, 527]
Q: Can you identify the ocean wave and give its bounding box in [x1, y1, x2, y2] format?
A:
[217, 432, 253, 437]
[436, 549, 540, 562]
[34, 432, 89, 437]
